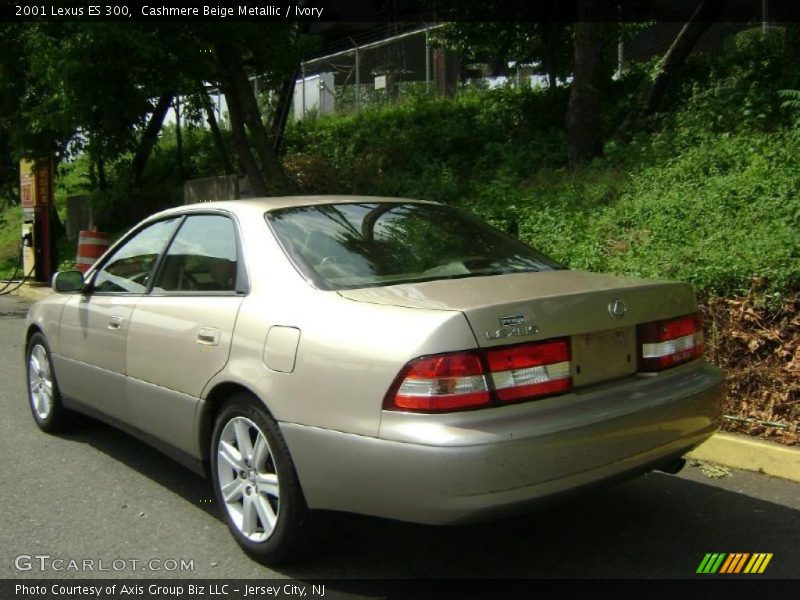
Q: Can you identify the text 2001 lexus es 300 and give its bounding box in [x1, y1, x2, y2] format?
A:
[25, 196, 723, 563]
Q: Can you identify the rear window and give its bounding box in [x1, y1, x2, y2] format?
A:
[266, 202, 563, 290]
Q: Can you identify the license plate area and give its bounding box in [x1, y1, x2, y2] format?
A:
[571, 327, 636, 387]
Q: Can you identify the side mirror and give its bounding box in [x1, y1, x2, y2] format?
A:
[52, 270, 85, 293]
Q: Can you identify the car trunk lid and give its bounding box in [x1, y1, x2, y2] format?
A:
[338, 270, 697, 388]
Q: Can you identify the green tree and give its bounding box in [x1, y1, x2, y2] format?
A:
[436, 22, 573, 87]
[171, 23, 315, 195]
[0, 22, 316, 203]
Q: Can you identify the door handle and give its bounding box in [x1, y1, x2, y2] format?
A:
[108, 316, 123, 330]
[197, 327, 221, 346]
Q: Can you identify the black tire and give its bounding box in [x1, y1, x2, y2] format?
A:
[25, 332, 75, 433]
[210, 392, 313, 564]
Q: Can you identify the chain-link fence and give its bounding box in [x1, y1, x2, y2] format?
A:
[294, 25, 441, 119]
[291, 20, 780, 120]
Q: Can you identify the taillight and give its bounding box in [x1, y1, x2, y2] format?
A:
[487, 339, 571, 403]
[385, 338, 572, 413]
[386, 351, 490, 411]
[638, 313, 704, 371]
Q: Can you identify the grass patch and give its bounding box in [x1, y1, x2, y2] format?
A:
[286, 92, 800, 302]
[467, 129, 800, 301]
[0, 205, 22, 279]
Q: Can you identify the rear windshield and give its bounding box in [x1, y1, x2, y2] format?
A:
[266, 202, 563, 290]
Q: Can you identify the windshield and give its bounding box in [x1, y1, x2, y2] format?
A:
[266, 202, 563, 290]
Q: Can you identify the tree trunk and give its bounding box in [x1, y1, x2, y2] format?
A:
[174, 98, 184, 179]
[488, 35, 512, 78]
[216, 43, 292, 195]
[541, 23, 557, 91]
[566, 1, 604, 168]
[197, 85, 233, 176]
[131, 93, 173, 186]
[97, 155, 107, 191]
[222, 82, 268, 197]
[269, 69, 297, 153]
[94, 152, 108, 228]
[271, 22, 306, 153]
[782, 22, 800, 85]
[433, 47, 447, 97]
[645, 0, 726, 115]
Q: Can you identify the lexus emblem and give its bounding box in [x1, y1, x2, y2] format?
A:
[608, 298, 627, 319]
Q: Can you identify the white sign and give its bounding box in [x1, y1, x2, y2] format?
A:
[374, 75, 387, 90]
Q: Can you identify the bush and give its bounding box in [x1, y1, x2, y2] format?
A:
[283, 87, 569, 203]
[663, 26, 789, 134]
[468, 129, 800, 301]
[51, 124, 231, 235]
[286, 70, 799, 301]
[0, 205, 22, 278]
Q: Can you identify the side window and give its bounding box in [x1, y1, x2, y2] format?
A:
[152, 215, 239, 293]
[92, 219, 177, 294]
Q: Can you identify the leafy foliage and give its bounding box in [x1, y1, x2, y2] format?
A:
[284, 86, 569, 202]
[434, 22, 574, 83]
[478, 128, 800, 300]
[657, 27, 789, 133]
[0, 21, 316, 220]
[284, 38, 800, 301]
[779, 89, 800, 126]
[0, 204, 22, 277]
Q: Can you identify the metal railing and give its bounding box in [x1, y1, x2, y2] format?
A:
[295, 24, 443, 119]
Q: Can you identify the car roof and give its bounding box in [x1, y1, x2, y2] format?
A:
[150, 195, 437, 221]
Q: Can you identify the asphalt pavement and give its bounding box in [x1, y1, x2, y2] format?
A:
[1, 294, 799, 585]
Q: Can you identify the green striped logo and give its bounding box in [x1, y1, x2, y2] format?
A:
[697, 553, 773, 574]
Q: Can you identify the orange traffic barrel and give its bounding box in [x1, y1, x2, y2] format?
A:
[76, 230, 110, 273]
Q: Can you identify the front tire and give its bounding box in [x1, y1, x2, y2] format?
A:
[26, 332, 74, 433]
[210, 393, 312, 564]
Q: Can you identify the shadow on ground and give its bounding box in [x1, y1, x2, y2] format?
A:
[57, 417, 800, 583]
[60, 416, 218, 519]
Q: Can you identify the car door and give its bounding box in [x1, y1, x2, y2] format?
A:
[55, 218, 180, 423]
[125, 213, 246, 457]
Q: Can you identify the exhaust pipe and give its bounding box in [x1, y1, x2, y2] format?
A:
[656, 458, 686, 475]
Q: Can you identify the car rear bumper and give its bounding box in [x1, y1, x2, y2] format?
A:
[280, 361, 724, 525]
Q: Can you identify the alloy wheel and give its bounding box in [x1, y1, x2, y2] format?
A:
[216, 416, 280, 542]
[28, 344, 54, 420]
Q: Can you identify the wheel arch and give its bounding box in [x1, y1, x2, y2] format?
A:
[25, 323, 43, 345]
[24, 324, 47, 361]
[197, 381, 275, 475]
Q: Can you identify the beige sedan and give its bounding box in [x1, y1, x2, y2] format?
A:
[25, 196, 724, 563]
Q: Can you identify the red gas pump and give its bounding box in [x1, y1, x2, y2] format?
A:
[20, 158, 56, 283]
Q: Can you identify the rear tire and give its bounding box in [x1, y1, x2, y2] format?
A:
[210, 392, 312, 564]
[26, 332, 75, 433]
